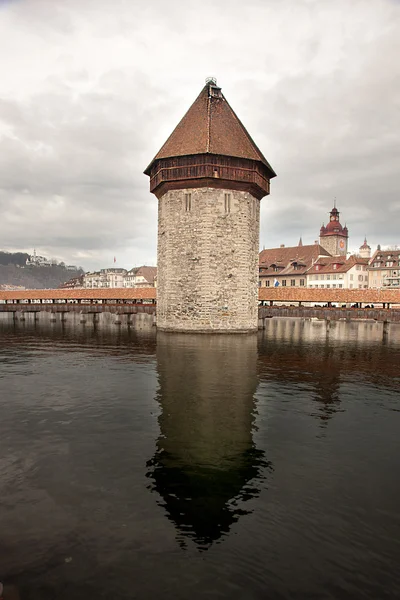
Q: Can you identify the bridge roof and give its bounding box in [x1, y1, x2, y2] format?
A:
[0, 287, 399, 305]
[258, 287, 400, 304]
[0, 288, 157, 301]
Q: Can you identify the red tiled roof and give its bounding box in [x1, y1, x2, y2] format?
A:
[0, 288, 156, 301]
[259, 244, 330, 276]
[135, 266, 157, 284]
[259, 287, 400, 304]
[145, 81, 276, 177]
[308, 255, 368, 275]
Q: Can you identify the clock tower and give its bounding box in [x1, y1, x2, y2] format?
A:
[319, 206, 348, 256]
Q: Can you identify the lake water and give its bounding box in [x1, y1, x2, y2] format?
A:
[0, 319, 399, 599]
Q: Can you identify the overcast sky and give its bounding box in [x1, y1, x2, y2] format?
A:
[0, 0, 399, 271]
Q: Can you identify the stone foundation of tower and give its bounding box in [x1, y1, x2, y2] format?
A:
[157, 187, 260, 333]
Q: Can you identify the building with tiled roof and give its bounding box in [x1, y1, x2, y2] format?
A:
[307, 255, 369, 289]
[59, 275, 84, 289]
[126, 266, 157, 288]
[368, 248, 400, 289]
[259, 242, 330, 288]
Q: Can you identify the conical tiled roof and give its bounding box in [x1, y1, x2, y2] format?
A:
[145, 80, 276, 177]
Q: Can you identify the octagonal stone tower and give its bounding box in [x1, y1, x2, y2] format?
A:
[144, 79, 276, 332]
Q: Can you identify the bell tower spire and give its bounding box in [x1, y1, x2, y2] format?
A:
[319, 203, 348, 256]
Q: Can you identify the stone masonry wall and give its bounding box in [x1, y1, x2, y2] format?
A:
[157, 187, 260, 332]
[319, 235, 347, 257]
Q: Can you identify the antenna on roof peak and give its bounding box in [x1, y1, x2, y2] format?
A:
[205, 77, 217, 86]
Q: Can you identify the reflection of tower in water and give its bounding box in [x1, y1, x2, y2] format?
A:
[146, 333, 270, 550]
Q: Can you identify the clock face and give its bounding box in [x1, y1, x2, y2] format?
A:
[339, 240, 345, 249]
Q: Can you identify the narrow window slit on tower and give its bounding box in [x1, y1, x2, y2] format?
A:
[224, 193, 231, 213]
[185, 193, 191, 212]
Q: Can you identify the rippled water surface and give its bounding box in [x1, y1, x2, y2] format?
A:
[0, 319, 400, 599]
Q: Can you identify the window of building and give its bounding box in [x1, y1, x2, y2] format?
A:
[291, 279, 296, 286]
[326, 275, 330, 280]
[258, 280, 261, 287]
[333, 264, 337, 270]
[350, 284, 353, 289]
[333, 284, 336, 288]
[350, 274, 354, 280]
[282, 280, 287, 286]
[315, 265, 320, 270]
[327, 284, 330, 288]
[300, 279, 305, 286]
[356, 265, 361, 270]
[224, 193, 231, 213]
[358, 275, 363, 281]
[386, 261, 393, 267]
[266, 280, 270, 287]
[185, 193, 191, 212]
[339, 284, 343, 288]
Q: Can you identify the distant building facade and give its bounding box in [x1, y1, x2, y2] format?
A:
[82, 266, 157, 289]
[368, 248, 400, 289]
[84, 268, 127, 289]
[307, 255, 369, 289]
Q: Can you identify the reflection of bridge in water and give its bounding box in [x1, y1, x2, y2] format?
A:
[258, 318, 400, 428]
[1, 318, 398, 551]
[146, 333, 271, 550]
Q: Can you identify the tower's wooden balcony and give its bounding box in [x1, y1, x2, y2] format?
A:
[148, 154, 271, 200]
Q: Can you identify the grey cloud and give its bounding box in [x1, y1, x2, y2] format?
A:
[0, 0, 399, 270]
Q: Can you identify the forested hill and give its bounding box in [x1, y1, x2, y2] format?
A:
[0, 251, 29, 267]
[0, 252, 83, 289]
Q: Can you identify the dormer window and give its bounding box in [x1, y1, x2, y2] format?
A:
[333, 264, 337, 269]
[315, 265, 320, 271]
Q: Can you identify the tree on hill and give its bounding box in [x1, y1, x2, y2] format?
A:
[0, 251, 29, 267]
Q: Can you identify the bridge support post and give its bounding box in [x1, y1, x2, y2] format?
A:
[383, 320, 390, 339]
